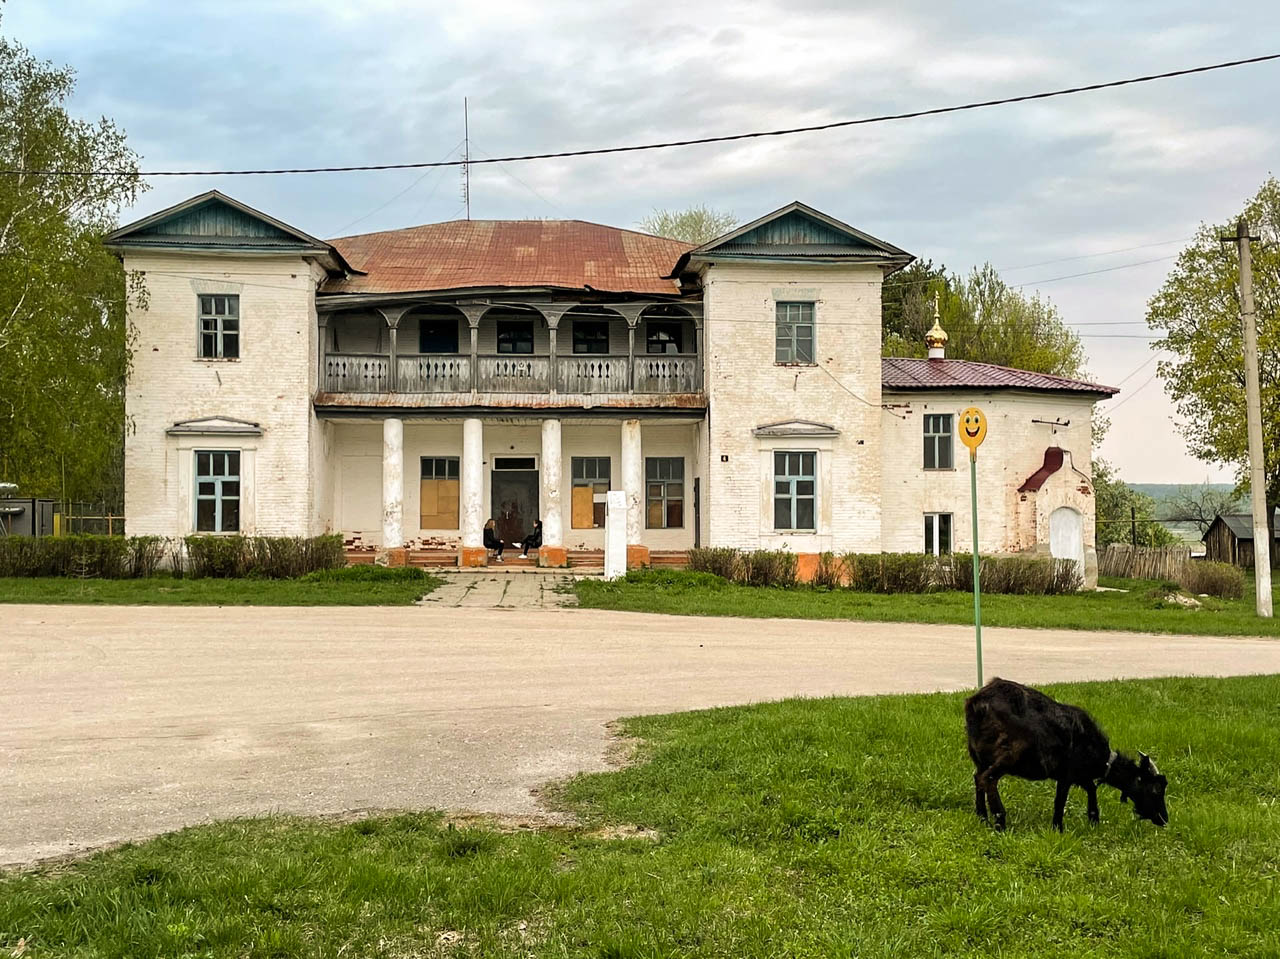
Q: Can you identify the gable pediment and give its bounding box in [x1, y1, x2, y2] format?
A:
[166, 416, 263, 437]
[106, 190, 337, 258]
[678, 201, 913, 269]
[753, 419, 840, 438]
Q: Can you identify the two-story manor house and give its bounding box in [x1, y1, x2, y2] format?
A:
[108, 192, 1117, 582]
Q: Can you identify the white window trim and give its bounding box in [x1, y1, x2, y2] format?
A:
[773, 300, 816, 366]
[174, 439, 256, 537]
[756, 435, 835, 539]
[925, 512, 953, 556]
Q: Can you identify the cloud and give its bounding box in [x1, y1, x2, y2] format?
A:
[6, 0, 1278, 481]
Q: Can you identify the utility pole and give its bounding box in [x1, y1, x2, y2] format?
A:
[461, 97, 471, 221]
[1130, 505, 1137, 546]
[1222, 218, 1273, 616]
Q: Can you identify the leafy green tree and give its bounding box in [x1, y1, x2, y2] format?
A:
[883, 263, 1086, 378]
[1092, 460, 1179, 549]
[0, 29, 145, 509]
[1146, 176, 1279, 562]
[637, 205, 737, 244]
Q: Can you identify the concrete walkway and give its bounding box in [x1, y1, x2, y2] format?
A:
[4, 603, 1279, 864]
[421, 571, 581, 608]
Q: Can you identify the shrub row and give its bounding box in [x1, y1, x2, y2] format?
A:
[0, 534, 344, 579]
[687, 547, 797, 587]
[685, 547, 1083, 595]
[1178, 560, 1246, 599]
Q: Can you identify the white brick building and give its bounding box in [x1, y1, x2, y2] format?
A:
[108, 193, 1116, 581]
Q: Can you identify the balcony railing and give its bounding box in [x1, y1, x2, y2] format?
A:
[321, 351, 700, 394]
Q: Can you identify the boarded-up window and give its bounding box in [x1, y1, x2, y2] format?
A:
[571, 456, 610, 528]
[420, 457, 460, 529]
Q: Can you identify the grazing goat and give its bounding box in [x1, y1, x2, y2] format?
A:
[964, 678, 1168, 831]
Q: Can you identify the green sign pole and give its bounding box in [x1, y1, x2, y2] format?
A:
[970, 451, 983, 688]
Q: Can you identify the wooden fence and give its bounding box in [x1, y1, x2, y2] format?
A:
[1099, 543, 1190, 581]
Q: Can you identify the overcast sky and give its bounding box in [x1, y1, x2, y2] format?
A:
[8, 1, 1277, 484]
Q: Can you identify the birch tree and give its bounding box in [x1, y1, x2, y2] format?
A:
[0, 30, 146, 508]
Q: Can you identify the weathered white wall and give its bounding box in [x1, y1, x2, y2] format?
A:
[123, 251, 321, 538]
[701, 262, 884, 552]
[327, 418, 697, 550]
[879, 391, 1098, 554]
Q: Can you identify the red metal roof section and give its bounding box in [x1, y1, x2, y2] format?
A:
[1018, 447, 1067, 492]
[323, 220, 693, 296]
[881, 357, 1118, 396]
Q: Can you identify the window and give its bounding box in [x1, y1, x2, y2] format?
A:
[924, 414, 954, 470]
[497, 320, 534, 354]
[646, 457, 684, 528]
[925, 513, 952, 555]
[773, 451, 816, 531]
[195, 450, 240, 532]
[420, 457, 460, 529]
[775, 302, 814, 364]
[571, 456, 610, 528]
[419, 318, 459, 354]
[199, 294, 239, 359]
[646, 321, 683, 354]
[572, 320, 610, 355]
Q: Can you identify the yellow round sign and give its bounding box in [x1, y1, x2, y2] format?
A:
[959, 407, 988, 457]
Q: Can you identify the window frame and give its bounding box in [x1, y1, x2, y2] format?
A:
[571, 456, 611, 529]
[924, 512, 953, 556]
[194, 449, 241, 533]
[419, 456, 461, 529]
[772, 450, 817, 532]
[645, 457, 685, 529]
[198, 294, 240, 360]
[923, 413, 954, 470]
[645, 320, 684, 355]
[775, 301, 815, 365]
[572, 319, 610, 355]
[496, 319, 535, 355]
[418, 317, 460, 354]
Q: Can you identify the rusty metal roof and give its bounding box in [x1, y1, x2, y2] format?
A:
[323, 220, 693, 297]
[881, 357, 1118, 396]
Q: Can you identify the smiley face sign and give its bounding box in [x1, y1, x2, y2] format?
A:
[959, 407, 988, 457]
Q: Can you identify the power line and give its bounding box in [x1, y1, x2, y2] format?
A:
[8, 53, 1277, 178]
[999, 237, 1193, 272]
[1009, 255, 1177, 288]
[326, 140, 465, 237]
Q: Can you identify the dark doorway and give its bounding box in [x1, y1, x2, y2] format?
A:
[693, 477, 701, 548]
[491, 469, 539, 546]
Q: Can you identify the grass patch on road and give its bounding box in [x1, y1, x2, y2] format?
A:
[3, 675, 1279, 957]
[574, 570, 1280, 637]
[0, 566, 441, 606]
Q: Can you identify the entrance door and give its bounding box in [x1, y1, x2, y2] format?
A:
[1049, 506, 1085, 573]
[492, 469, 539, 546]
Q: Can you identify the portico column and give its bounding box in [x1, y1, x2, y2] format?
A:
[621, 418, 648, 568]
[459, 417, 486, 566]
[381, 417, 405, 564]
[540, 418, 566, 566]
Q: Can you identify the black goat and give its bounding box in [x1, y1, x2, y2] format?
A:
[964, 678, 1168, 831]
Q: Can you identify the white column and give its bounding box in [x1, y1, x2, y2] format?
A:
[461, 417, 484, 548]
[541, 418, 563, 548]
[621, 418, 643, 545]
[381, 417, 404, 548]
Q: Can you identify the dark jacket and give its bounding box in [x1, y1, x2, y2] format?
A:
[483, 527, 501, 549]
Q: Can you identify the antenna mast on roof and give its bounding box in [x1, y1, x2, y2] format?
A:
[461, 97, 471, 220]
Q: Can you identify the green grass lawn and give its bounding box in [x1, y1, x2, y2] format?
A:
[0, 566, 441, 606]
[3, 675, 1278, 957]
[574, 570, 1280, 637]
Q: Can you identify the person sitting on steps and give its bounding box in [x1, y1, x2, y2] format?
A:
[483, 518, 505, 562]
[519, 520, 543, 559]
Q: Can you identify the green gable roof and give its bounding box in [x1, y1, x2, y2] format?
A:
[106, 191, 352, 272]
[670, 200, 913, 274]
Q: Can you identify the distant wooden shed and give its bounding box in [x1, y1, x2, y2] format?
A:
[1204, 511, 1280, 567]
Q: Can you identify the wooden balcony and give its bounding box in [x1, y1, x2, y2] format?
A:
[320, 351, 701, 396]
